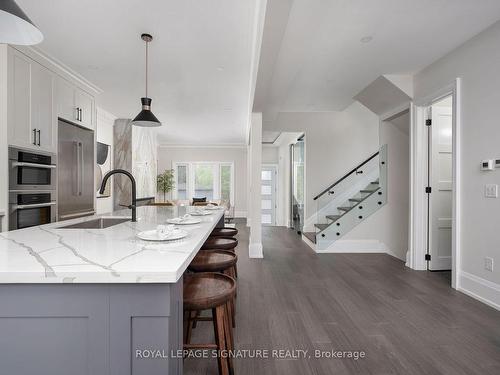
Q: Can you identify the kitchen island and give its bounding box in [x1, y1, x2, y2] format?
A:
[0, 205, 224, 375]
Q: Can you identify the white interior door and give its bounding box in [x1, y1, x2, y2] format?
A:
[261, 166, 277, 226]
[428, 102, 453, 270]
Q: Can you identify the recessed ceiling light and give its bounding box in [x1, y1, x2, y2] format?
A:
[217, 66, 225, 71]
[360, 36, 373, 43]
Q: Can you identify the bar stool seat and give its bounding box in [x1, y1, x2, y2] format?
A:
[184, 272, 235, 310]
[189, 250, 237, 273]
[202, 237, 238, 251]
[210, 227, 238, 238]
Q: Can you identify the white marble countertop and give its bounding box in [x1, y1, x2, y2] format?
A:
[0, 206, 224, 284]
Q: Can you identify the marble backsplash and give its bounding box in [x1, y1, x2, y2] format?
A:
[113, 119, 157, 209]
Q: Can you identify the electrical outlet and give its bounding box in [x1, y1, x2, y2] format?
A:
[485, 184, 498, 198]
[484, 257, 494, 272]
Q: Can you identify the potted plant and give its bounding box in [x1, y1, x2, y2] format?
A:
[157, 169, 175, 202]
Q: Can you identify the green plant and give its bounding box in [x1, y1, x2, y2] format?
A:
[157, 169, 175, 202]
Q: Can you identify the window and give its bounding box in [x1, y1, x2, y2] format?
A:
[173, 162, 234, 204]
[194, 164, 215, 200]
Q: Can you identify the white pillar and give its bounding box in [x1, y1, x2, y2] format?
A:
[0, 45, 8, 231]
[248, 113, 263, 258]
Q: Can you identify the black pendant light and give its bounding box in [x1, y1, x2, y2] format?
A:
[0, 0, 43, 45]
[131, 33, 161, 127]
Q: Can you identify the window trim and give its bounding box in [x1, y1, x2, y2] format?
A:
[172, 161, 234, 204]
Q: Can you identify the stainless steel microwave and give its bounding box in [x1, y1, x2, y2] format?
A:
[9, 147, 57, 191]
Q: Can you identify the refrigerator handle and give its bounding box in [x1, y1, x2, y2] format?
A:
[78, 142, 83, 196]
[73, 141, 80, 196]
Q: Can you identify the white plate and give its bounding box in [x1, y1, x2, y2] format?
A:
[205, 206, 222, 210]
[166, 218, 202, 225]
[137, 229, 188, 241]
[190, 211, 212, 216]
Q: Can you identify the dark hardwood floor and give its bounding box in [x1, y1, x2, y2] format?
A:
[184, 221, 500, 375]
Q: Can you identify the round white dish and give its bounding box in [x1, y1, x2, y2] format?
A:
[190, 211, 212, 216]
[166, 218, 202, 225]
[137, 229, 188, 241]
[205, 206, 222, 211]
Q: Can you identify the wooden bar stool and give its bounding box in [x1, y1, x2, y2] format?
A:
[202, 237, 238, 252]
[184, 272, 236, 375]
[210, 227, 238, 238]
[188, 250, 237, 327]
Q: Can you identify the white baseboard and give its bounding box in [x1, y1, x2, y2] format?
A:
[249, 242, 263, 258]
[458, 271, 500, 311]
[312, 239, 406, 261]
[315, 239, 387, 253]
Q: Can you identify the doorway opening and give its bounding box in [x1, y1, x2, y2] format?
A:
[261, 165, 277, 226]
[409, 79, 460, 289]
[426, 95, 453, 273]
[290, 135, 305, 234]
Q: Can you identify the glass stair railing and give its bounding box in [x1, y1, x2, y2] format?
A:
[305, 144, 388, 251]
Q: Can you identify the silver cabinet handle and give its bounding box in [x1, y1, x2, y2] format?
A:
[79, 108, 83, 122]
[32, 129, 37, 145]
[78, 141, 83, 195]
[12, 201, 56, 210]
[75, 107, 80, 121]
[11, 162, 56, 169]
[73, 141, 80, 196]
[37, 129, 41, 146]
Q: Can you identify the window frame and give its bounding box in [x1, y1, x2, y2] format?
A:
[172, 161, 234, 204]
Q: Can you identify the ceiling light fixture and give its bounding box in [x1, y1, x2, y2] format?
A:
[131, 33, 161, 127]
[0, 0, 43, 45]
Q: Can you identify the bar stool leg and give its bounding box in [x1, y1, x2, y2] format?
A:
[224, 302, 235, 375]
[214, 305, 230, 375]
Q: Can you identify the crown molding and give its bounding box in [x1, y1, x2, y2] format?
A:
[11, 45, 103, 95]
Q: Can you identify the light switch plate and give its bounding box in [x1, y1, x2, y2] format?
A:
[484, 257, 493, 272]
[485, 184, 498, 198]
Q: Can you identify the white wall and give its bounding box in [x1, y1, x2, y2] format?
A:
[343, 115, 410, 260]
[414, 20, 500, 303]
[96, 108, 116, 215]
[157, 146, 248, 216]
[266, 102, 380, 221]
[262, 145, 279, 164]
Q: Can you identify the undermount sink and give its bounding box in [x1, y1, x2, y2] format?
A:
[58, 217, 131, 229]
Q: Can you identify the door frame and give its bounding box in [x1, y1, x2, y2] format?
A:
[261, 163, 278, 226]
[408, 78, 461, 289]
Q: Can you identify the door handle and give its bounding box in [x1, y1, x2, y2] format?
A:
[74, 141, 80, 196]
[37, 129, 41, 146]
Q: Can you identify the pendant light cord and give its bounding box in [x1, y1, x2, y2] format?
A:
[145, 39, 148, 98]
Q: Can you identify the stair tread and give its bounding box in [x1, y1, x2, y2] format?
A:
[326, 215, 341, 221]
[360, 189, 378, 193]
[349, 198, 363, 202]
[314, 223, 329, 231]
[303, 232, 317, 244]
[338, 206, 352, 211]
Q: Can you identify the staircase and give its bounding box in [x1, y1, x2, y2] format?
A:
[303, 145, 387, 251]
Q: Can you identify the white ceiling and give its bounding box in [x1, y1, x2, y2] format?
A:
[254, 0, 500, 122]
[18, 0, 257, 144]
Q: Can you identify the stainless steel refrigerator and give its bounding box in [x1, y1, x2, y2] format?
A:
[58, 119, 95, 220]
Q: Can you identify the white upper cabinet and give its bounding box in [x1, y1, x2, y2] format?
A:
[75, 88, 94, 129]
[7, 49, 56, 152]
[31, 61, 56, 152]
[56, 77, 95, 130]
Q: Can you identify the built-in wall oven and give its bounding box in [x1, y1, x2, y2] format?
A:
[9, 147, 57, 230]
[9, 191, 57, 230]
